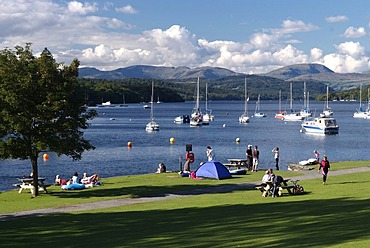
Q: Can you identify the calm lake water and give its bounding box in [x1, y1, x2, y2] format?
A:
[1, 100, 369, 192]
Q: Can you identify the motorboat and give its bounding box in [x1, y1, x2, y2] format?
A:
[239, 77, 250, 123]
[190, 77, 203, 126]
[102, 101, 111, 106]
[301, 116, 339, 135]
[174, 115, 190, 124]
[145, 81, 159, 132]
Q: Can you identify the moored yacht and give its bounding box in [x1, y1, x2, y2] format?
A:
[301, 116, 339, 135]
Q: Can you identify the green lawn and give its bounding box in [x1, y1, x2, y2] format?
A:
[1, 161, 370, 247]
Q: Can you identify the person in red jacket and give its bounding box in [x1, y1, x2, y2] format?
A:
[318, 155, 330, 184]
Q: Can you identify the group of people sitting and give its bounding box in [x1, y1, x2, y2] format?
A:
[55, 172, 101, 190]
[260, 168, 286, 197]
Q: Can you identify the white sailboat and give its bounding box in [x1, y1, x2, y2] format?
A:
[190, 77, 203, 126]
[239, 77, 250, 123]
[283, 82, 304, 121]
[321, 85, 333, 117]
[300, 82, 312, 118]
[254, 94, 266, 117]
[275, 90, 286, 119]
[353, 84, 367, 118]
[119, 94, 128, 107]
[203, 81, 214, 125]
[145, 81, 160, 132]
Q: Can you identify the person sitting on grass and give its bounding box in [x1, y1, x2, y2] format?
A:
[156, 163, 167, 173]
[55, 175, 61, 186]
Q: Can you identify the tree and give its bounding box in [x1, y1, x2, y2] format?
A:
[0, 44, 97, 197]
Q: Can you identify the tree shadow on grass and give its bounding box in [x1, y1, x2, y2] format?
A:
[49, 182, 260, 199]
[1, 197, 370, 247]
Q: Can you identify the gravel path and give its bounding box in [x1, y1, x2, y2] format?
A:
[2, 166, 370, 221]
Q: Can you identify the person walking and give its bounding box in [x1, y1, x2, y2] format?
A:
[246, 145, 253, 171]
[272, 147, 279, 170]
[318, 155, 330, 184]
[252, 145, 260, 172]
[206, 146, 215, 161]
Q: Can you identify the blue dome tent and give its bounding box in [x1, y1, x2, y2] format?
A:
[195, 161, 232, 180]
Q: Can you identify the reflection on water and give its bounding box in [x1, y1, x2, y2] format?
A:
[1, 100, 370, 191]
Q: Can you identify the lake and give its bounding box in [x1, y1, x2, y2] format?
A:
[1, 100, 369, 192]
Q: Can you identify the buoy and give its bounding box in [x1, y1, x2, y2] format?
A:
[127, 141, 133, 148]
[235, 138, 241, 143]
[170, 137, 175, 143]
[43, 153, 49, 161]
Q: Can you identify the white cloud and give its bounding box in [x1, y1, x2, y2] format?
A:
[321, 42, 368, 73]
[325, 15, 349, 23]
[280, 19, 319, 34]
[343, 26, 366, 38]
[68, 1, 97, 15]
[116, 5, 137, 14]
[0, 2, 369, 74]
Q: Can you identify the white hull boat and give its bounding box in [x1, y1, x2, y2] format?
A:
[301, 117, 339, 135]
[190, 77, 203, 126]
[146, 81, 159, 132]
[239, 77, 250, 123]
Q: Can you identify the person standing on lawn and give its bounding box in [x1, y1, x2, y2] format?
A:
[318, 155, 330, 184]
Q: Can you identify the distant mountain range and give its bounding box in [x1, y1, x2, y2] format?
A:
[79, 63, 370, 91]
[79, 65, 242, 80]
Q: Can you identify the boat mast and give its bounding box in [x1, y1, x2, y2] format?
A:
[303, 82, 307, 111]
[359, 84, 362, 110]
[150, 81, 154, 121]
[196, 77, 200, 111]
[244, 77, 248, 115]
[290, 82, 293, 112]
[278, 89, 282, 112]
[326, 85, 329, 109]
[205, 81, 208, 111]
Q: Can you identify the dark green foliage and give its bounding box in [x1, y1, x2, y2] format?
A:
[0, 44, 96, 196]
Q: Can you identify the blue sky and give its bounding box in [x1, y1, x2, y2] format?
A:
[1, 0, 370, 74]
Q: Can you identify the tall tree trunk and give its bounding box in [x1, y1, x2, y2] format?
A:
[31, 153, 39, 197]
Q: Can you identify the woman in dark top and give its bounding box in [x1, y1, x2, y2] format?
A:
[319, 155, 330, 184]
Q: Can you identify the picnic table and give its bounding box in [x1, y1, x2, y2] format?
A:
[14, 177, 51, 194]
[224, 158, 248, 169]
[255, 178, 294, 197]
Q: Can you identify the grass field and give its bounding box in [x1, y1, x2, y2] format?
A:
[1, 161, 370, 247]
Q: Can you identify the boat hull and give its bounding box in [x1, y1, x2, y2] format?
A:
[301, 117, 339, 135]
[146, 121, 160, 132]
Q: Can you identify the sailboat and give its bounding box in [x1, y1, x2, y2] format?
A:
[145, 81, 160, 132]
[239, 77, 250, 123]
[300, 82, 312, 118]
[321, 85, 333, 117]
[119, 94, 128, 107]
[283, 82, 304, 121]
[353, 84, 367, 118]
[275, 90, 286, 119]
[254, 94, 266, 118]
[190, 77, 203, 126]
[203, 81, 214, 125]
